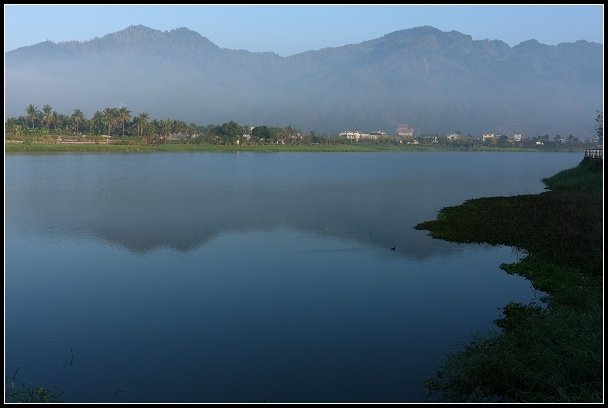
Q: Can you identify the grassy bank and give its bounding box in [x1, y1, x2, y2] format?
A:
[5, 141, 578, 154]
[415, 157, 603, 402]
[543, 156, 603, 193]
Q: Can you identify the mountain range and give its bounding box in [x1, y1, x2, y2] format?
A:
[5, 25, 603, 137]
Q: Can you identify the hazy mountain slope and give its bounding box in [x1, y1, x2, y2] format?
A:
[5, 25, 602, 137]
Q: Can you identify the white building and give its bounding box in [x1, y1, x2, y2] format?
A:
[397, 124, 414, 137]
[359, 133, 379, 140]
[340, 131, 381, 141]
[339, 131, 361, 141]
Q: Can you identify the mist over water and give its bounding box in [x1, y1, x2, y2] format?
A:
[5, 152, 579, 255]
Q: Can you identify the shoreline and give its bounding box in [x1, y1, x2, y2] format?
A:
[4, 142, 585, 154]
[415, 157, 603, 402]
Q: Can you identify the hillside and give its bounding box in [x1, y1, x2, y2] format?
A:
[5, 25, 603, 136]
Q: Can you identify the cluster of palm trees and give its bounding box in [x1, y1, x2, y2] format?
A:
[24, 104, 144, 137]
[15, 104, 203, 143]
[10, 104, 320, 145]
[25, 104, 74, 133]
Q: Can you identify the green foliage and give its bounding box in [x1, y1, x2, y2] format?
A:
[543, 157, 603, 193]
[416, 159, 603, 402]
[5, 369, 63, 403]
[219, 120, 244, 143]
[8, 104, 600, 150]
[5, 384, 63, 403]
[251, 125, 275, 142]
[425, 292, 602, 402]
[25, 104, 40, 130]
[415, 185, 602, 276]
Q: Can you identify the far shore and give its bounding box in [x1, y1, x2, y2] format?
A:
[4, 141, 586, 154]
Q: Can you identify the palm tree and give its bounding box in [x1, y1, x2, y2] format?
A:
[103, 107, 118, 136]
[135, 112, 150, 139]
[91, 111, 104, 135]
[71, 108, 85, 135]
[151, 119, 161, 143]
[51, 111, 64, 132]
[161, 119, 172, 143]
[117, 107, 132, 136]
[26, 104, 40, 130]
[41, 104, 54, 130]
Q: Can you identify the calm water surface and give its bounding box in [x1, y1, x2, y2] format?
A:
[5, 152, 581, 402]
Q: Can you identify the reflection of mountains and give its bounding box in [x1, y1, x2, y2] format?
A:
[8, 152, 577, 257]
[9, 180, 460, 258]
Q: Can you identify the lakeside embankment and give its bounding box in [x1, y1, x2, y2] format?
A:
[4, 141, 584, 154]
[415, 157, 603, 402]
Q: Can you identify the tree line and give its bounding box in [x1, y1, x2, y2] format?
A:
[5, 104, 602, 148]
[5, 104, 328, 145]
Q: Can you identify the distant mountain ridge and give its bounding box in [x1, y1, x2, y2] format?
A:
[5, 25, 603, 137]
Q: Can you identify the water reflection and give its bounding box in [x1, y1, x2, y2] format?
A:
[5, 151, 574, 402]
[5, 152, 581, 257]
[6, 228, 539, 402]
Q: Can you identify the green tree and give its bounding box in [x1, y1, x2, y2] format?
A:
[91, 111, 104, 135]
[42, 104, 53, 130]
[102, 107, 118, 136]
[251, 125, 273, 142]
[71, 108, 85, 134]
[219, 121, 244, 144]
[161, 119, 172, 143]
[117, 107, 132, 136]
[25, 104, 40, 130]
[51, 111, 68, 134]
[135, 112, 150, 139]
[46, 110, 63, 135]
[595, 110, 603, 140]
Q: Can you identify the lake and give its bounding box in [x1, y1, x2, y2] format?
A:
[5, 151, 581, 402]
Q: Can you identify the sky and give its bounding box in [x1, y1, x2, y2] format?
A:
[4, 4, 604, 56]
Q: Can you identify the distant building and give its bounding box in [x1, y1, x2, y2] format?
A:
[397, 124, 414, 137]
[339, 131, 381, 141]
[339, 131, 361, 141]
[512, 133, 522, 142]
[447, 133, 460, 141]
[482, 133, 496, 142]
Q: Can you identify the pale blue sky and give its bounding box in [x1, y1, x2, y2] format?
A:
[4, 5, 604, 56]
